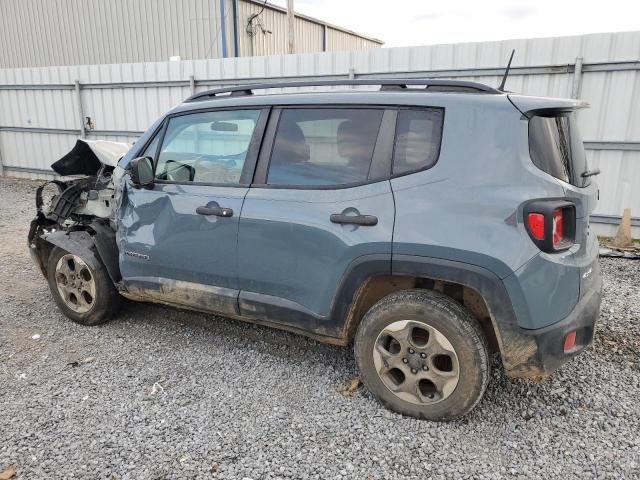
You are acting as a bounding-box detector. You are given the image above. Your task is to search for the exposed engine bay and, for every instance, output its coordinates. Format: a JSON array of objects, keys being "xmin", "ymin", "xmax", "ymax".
[
  {"xmin": 28, "ymin": 139, "xmax": 130, "ymax": 281},
  {"xmin": 35, "ymin": 139, "xmax": 129, "ymax": 224}
]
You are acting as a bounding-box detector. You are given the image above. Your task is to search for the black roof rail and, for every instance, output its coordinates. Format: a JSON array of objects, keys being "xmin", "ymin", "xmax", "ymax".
[{"xmin": 185, "ymin": 79, "xmax": 501, "ymax": 102}]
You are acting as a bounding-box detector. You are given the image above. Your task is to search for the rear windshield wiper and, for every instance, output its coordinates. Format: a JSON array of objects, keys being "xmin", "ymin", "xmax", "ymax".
[{"xmin": 581, "ymin": 168, "xmax": 601, "ymax": 178}]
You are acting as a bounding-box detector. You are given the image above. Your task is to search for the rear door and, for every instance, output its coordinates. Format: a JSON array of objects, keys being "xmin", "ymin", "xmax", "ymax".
[
  {"xmin": 118, "ymin": 108, "xmax": 268, "ymax": 315},
  {"xmin": 236, "ymin": 106, "xmax": 396, "ymax": 335}
]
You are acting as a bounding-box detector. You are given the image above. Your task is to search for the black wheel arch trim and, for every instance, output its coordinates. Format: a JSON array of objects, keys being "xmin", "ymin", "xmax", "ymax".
[
  {"xmin": 40, "ymin": 230, "xmax": 101, "ymax": 269},
  {"xmin": 329, "ymin": 253, "xmax": 543, "ymax": 377},
  {"xmin": 329, "ymin": 253, "xmax": 520, "ymax": 342},
  {"xmin": 29, "ymin": 222, "xmax": 121, "ymax": 284},
  {"xmin": 329, "ymin": 253, "xmax": 392, "ymax": 336},
  {"xmin": 391, "ymin": 254, "xmax": 516, "ymax": 335},
  {"xmin": 390, "ymin": 254, "xmax": 547, "ymax": 378}
]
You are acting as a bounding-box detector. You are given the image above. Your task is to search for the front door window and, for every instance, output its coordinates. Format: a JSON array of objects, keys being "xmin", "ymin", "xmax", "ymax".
[{"xmin": 155, "ymin": 109, "xmax": 262, "ymax": 184}]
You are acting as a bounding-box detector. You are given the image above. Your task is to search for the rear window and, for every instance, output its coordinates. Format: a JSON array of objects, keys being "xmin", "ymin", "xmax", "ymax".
[{"xmin": 528, "ymin": 113, "xmax": 589, "ymax": 187}]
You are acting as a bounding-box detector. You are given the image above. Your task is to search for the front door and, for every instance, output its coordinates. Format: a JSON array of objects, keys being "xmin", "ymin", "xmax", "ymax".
[
  {"xmin": 118, "ymin": 108, "xmax": 268, "ymax": 315},
  {"xmin": 237, "ymin": 107, "xmax": 396, "ymax": 336}
]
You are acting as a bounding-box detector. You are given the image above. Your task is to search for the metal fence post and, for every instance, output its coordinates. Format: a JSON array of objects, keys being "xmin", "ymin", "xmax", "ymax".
[
  {"xmin": 75, "ymin": 80, "xmax": 86, "ymax": 138},
  {"xmin": 322, "ymin": 24, "xmax": 327, "ymax": 52},
  {"xmin": 287, "ymin": 0, "xmax": 295, "ymax": 54},
  {"xmin": 572, "ymin": 57, "xmax": 584, "ymax": 99},
  {"xmin": 189, "ymin": 75, "xmax": 195, "ymax": 96},
  {"xmin": 0, "ymin": 134, "xmax": 5, "ymax": 177}
]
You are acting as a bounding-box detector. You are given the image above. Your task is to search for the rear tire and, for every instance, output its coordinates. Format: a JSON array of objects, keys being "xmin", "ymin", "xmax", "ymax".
[
  {"xmin": 354, "ymin": 289, "xmax": 489, "ymax": 421},
  {"xmin": 47, "ymin": 246, "xmax": 120, "ymax": 326}
]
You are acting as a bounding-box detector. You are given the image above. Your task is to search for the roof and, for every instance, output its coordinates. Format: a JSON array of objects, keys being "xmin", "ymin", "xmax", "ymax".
[
  {"xmin": 171, "ymin": 85, "xmax": 513, "ymax": 117},
  {"xmin": 246, "ymin": 0, "xmax": 384, "ymax": 45},
  {"xmin": 171, "ymin": 80, "xmax": 586, "ymax": 118}
]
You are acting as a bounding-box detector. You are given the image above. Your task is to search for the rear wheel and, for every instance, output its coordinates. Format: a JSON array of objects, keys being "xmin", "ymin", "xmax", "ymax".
[
  {"xmin": 47, "ymin": 247, "xmax": 120, "ymax": 325},
  {"xmin": 354, "ymin": 289, "xmax": 489, "ymax": 421}
]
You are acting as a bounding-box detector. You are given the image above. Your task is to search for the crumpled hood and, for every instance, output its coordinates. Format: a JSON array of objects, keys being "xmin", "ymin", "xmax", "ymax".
[{"xmin": 51, "ymin": 139, "xmax": 130, "ymax": 176}]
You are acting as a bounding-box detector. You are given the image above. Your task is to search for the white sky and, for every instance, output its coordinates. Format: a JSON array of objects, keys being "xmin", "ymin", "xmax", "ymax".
[{"xmin": 271, "ymin": 0, "xmax": 640, "ymax": 47}]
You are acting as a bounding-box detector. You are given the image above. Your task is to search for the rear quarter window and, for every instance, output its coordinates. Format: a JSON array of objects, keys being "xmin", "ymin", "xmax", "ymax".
[
  {"xmin": 392, "ymin": 108, "xmax": 444, "ymax": 176},
  {"xmin": 528, "ymin": 113, "xmax": 589, "ymax": 187}
]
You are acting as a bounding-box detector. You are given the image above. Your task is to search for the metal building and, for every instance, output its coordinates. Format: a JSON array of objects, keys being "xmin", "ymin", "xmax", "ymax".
[{"xmin": 0, "ymin": 0, "xmax": 383, "ymax": 68}]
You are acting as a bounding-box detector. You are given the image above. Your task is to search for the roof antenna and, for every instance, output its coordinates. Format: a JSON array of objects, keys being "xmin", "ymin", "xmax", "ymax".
[{"xmin": 498, "ymin": 49, "xmax": 515, "ymax": 91}]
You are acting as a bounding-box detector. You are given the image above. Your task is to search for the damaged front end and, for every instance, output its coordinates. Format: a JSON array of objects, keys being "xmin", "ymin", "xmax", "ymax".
[{"xmin": 28, "ymin": 139, "xmax": 130, "ymax": 282}]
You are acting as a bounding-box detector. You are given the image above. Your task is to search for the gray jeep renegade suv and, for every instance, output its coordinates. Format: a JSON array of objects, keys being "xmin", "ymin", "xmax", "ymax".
[{"xmin": 28, "ymin": 79, "xmax": 602, "ymax": 420}]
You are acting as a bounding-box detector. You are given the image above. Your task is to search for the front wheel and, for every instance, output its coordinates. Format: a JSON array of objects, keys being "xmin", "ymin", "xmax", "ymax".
[
  {"xmin": 47, "ymin": 246, "xmax": 120, "ymax": 326},
  {"xmin": 354, "ymin": 289, "xmax": 489, "ymax": 421}
]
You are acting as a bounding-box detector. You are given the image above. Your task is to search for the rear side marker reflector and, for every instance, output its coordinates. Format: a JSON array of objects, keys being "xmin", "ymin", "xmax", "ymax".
[{"xmin": 564, "ymin": 331, "xmax": 577, "ymax": 352}]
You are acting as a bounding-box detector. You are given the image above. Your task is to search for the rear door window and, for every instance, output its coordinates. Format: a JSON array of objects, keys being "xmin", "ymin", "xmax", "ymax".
[
  {"xmin": 266, "ymin": 108, "xmax": 384, "ymax": 187},
  {"xmin": 392, "ymin": 108, "xmax": 444, "ymax": 175},
  {"xmin": 528, "ymin": 113, "xmax": 589, "ymax": 187}
]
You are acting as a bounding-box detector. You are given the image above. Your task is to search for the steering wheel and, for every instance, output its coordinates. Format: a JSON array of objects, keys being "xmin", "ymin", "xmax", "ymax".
[
  {"xmin": 194, "ymin": 155, "xmax": 237, "ymax": 170},
  {"xmin": 193, "ymin": 155, "xmax": 239, "ymax": 183}
]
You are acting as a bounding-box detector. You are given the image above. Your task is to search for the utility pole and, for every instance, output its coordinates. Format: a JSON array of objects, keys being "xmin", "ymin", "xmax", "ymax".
[{"xmin": 287, "ymin": 0, "xmax": 295, "ymax": 54}]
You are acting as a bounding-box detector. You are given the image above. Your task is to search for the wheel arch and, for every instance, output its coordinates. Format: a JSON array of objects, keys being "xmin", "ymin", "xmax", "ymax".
[
  {"xmin": 335, "ymin": 254, "xmax": 533, "ymax": 373},
  {"xmin": 29, "ymin": 221, "xmax": 121, "ymax": 284}
]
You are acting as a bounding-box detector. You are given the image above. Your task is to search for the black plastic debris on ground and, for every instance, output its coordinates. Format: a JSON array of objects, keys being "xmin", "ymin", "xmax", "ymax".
[{"xmin": 599, "ymin": 247, "xmax": 640, "ymax": 259}]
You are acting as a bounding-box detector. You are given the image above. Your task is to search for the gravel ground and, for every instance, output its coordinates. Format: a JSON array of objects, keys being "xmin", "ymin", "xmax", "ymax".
[{"xmin": 1, "ymin": 176, "xmax": 639, "ymax": 479}]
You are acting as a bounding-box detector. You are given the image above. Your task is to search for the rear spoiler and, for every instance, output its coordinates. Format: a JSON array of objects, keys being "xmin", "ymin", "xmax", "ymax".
[{"xmin": 507, "ymin": 94, "xmax": 589, "ymax": 119}]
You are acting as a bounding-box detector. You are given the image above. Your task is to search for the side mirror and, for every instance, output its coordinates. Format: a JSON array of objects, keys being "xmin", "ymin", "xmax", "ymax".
[{"xmin": 129, "ymin": 156, "xmax": 154, "ymax": 188}]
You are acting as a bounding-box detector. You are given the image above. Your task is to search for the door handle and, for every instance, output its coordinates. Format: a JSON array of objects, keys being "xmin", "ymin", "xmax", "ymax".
[
  {"xmin": 196, "ymin": 206, "xmax": 234, "ymax": 217},
  {"xmin": 330, "ymin": 213, "xmax": 378, "ymax": 226}
]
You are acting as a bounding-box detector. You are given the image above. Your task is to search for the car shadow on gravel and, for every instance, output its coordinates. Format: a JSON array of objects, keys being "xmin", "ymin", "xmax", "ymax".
[
  {"xmin": 114, "ymin": 300, "xmax": 553, "ymax": 412},
  {"xmin": 113, "ymin": 298, "xmax": 354, "ymax": 364}
]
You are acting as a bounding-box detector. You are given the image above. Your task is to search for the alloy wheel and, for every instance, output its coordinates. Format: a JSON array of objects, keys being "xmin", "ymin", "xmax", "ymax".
[
  {"xmin": 373, "ymin": 320, "xmax": 460, "ymax": 405},
  {"xmin": 54, "ymin": 254, "xmax": 97, "ymax": 314}
]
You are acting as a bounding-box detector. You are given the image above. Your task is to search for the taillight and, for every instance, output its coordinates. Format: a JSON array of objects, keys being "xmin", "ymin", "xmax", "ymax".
[
  {"xmin": 527, "ymin": 213, "xmax": 545, "ymax": 240},
  {"xmin": 552, "ymin": 208, "xmax": 564, "ymax": 247},
  {"xmin": 524, "ymin": 200, "xmax": 576, "ymax": 253}
]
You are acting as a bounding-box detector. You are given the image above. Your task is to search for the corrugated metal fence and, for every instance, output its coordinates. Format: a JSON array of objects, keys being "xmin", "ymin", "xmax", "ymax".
[{"xmin": 1, "ymin": 31, "xmax": 639, "ymax": 236}]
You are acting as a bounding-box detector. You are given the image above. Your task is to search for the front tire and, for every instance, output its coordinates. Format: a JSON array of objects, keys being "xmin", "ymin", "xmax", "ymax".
[
  {"xmin": 354, "ymin": 289, "xmax": 489, "ymax": 421},
  {"xmin": 47, "ymin": 246, "xmax": 120, "ymax": 326}
]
